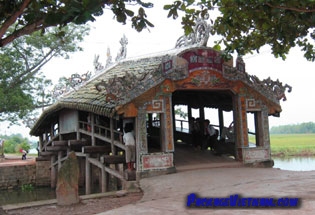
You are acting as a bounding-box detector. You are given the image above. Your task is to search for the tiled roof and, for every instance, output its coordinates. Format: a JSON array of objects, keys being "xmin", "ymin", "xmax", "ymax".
[
  {"xmin": 30, "ymin": 46, "xmax": 291, "ymax": 136},
  {"xmin": 30, "ymin": 50, "xmax": 176, "ymax": 135}
]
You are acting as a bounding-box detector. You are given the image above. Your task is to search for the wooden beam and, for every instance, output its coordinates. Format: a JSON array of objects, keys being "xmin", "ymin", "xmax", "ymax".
[
  {"xmin": 75, "ymin": 152, "xmax": 87, "ymax": 157},
  {"xmin": 69, "ymin": 140, "xmax": 91, "ymax": 151},
  {"xmin": 87, "ymin": 157, "xmax": 103, "ymax": 169},
  {"xmin": 88, "ymin": 158, "xmax": 125, "ymax": 184},
  {"xmin": 113, "ymin": 140, "xmax": 126, "ymax": 151},
  {"xmin": 35, "ymin": 156, "xmax": 50, "ymax": 161},
  {"xmin": 68, "ymin": 139, "xmax": 91, "ymax": 146},
  {"xmin": 50, "ymin": 156, "xmax": 68, "ymax": 168},
  {"xmin": 52, "ymin": 140, "xmax": 68, "ymax": 146},
  {"xmin": 46, "ymin": 146, "xmax": 68, "ymax": 151},
  {"xmin": 102, "ymin": 155, "xmax": 125, "ymax": 164},
  {"xmin": 39, "ymin": 151, "xmax": 57, "ymax": 156},
  {"xmin": 82, "ymin": 145, "xmax": 111, "ymax": 154},
  {"xmin": 104, "ymin": 166, "xmax": 125, "ymax": 182}
]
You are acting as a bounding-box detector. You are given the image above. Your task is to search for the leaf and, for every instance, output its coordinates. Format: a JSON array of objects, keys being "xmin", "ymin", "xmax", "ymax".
[
  {"xmin": 125, "ymin": 9, "xmax": 134, "ymax": 17},
  {"xmin": 213, "ymin": 44, "xmax": 221, "ymax": 51}
]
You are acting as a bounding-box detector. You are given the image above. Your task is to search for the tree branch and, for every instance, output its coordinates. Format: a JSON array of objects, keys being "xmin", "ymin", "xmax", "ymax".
[
  {"xmin": 0, "ymin": 19, "xmax": 49, "ymax": 47},
  {"xmin": 0, "ymin": 0, "xmax": 32, "ymax": 40},
  {"xmin": 265, "ymin": 3, "xmax": 315, "ymax": 13}
]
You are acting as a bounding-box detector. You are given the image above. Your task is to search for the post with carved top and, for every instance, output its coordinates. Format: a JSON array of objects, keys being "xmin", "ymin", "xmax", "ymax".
[
  {"xmin": 136, "ymin": 107, "xmax": 148, "ymax": 175},
  {"xmin": 163, "ymin": 95, "xmax": 174, "ymax": 152}
]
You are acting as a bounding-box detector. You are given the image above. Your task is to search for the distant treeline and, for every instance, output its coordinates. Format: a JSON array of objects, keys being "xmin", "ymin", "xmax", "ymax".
[{"xmin": 270, "ymin": 122, "xmax": 315, "ymax": 134}]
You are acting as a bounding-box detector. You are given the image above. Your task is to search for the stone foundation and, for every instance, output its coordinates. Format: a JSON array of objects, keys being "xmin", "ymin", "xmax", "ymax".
[
  {"xmin": 35, "ymin": 160, "xmax": 51, "ymax": 187},
  {"xmin": 0, "ymin": 164, "xmax": 36, "ymax": 190}
]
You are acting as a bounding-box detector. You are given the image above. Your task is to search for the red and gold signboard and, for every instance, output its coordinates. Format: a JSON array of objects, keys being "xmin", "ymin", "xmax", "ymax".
[{"xmin": 180, "ymin": 49, "xmax": 223, "ymax": 72}]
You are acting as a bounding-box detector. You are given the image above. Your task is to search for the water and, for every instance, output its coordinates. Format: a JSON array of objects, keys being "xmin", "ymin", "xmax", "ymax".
[
  {"xmin": 0, "ymin": 187, "xmax": 55, "ymax": 206},
  {"xmin": 273, "ymin": 156, "xmax": 315, "ymax": 171},
  {"xmin": 0, "ymin": 186, "xmax": 100, "ymax": 206}
]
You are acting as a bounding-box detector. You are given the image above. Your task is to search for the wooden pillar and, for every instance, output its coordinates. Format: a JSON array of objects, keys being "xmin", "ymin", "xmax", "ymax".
[
  {"xmin": 39, "ymin": 135, "xmax": 43, "ymax": 152},
  {"xmin": 148, "ymin": 113, "xmax": 153, "ymax": 128},
  {"xmin": 51, "ymin": 155, "xmax": 56, "ymax": 189},
  {"xmin": 91, "ymin": 113, "xmax": 95, "ymax": 146},
  {"xmin": 58, "ymin": 151, "xmax": 62, "ymax": 171},
  {"xmin": 255, "ymin": 112, "xmax": 264, "ymax": 147},
  {"xmin": 85, "ymin": 154, "xmax": 91, "ymax": 195},
  {"xmin": 188, "ymin": 105, "xmax": 192, "ymax": 119},
  {"xmin": 218, "ymin": 108, "xmax": 224, "ymax": 136},
  {"xmin": 234, "ymin": 95, "xmax": 247, "ymax": 161},
  {"xmin": 50, "ymin": 124, "xmax": 54, "ymax": 139},
  {"xmin": 76, "ymin": 112, "xmax": 81, "ymax": 140},
  {"xmin": 110, "ymin": 118, "xmax": 116, "ymax": 155},
  {"xmin": 45, "ymin": 131, "xmax": 49, "ymax": 147},
  {"xmin": 100, "ymin": 158, "xmax": 107, "ymax": 193},
  {"xmin": 200, "ymin": 107, "xmax": 205, "ymax": 121}
]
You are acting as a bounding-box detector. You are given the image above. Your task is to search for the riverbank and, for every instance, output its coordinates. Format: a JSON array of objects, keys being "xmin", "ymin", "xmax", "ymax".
[
  {"xmin": 272, "ymin": 151, "xmax": 315, "ymax": 157},
  {"xmin": 270, "ymin": 133, "xmax": 315, "ymax": 157}
]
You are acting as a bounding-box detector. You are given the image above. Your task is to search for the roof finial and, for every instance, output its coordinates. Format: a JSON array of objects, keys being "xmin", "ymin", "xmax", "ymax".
[
  {"xmin": 175, "ymin": 14, "xmax": 211, "ymax": 48},
  {"xmin": 116, "ymin": 34, "xmax": 128, "ymax": 61}
]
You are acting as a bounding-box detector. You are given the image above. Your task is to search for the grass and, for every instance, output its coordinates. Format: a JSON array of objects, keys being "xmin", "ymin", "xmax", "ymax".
[{"xmin": 269, "ymin": 134, "xmax": 315, "ymax": 156}]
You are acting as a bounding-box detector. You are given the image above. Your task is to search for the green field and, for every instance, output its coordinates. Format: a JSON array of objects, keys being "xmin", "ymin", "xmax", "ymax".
[{"xmin": 269, "ymin": 134, "xmax": 315, "ymax": 156}]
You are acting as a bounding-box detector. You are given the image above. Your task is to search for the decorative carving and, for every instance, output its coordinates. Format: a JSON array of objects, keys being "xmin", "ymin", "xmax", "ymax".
[
  {"xmin": 263, "ymin": 78, "xmax": 292, "ymax": 101},
  {"xmin": 52, "ymin": 71, "xmax": 92, "ymax": 99},
  {"xmin": 52, "ymin": 82, "xmax": 69, "ymax": 98},
  {"xmin": 95, "ymin": 70, "xmax": 149, "ymax": 104},
  {"xmin": 116, "ymin": 34, "xmax": 128, "ymax": 61},
  {"xmin": 105, "ymin": 47, "xmax": 113, "ymax": 68},
  {"xmin": 192, "ymin": 73, "xmax": 220, "ymax": 87},
  {"xmin": 164, "ymin": 96, "xmax": 174, "ymax": 152},
  {"xmin": 68, "ymin": 72, "xmax": 92, "ymax": 88},
  {"xmin": 223, "ymin": 65, "xmax": 292, "ymax": 104},
  {"xmin": 246, "ymin": 99, "xmax": 261, "ymax": 110},
  {"xmin": 138, "ymin": 107, "xmax": 148, "ymax": 153},
  {"xmin": 93, "ymin": 54, "xmax": 104, "ymax": 72},
  {"xmin": 236, "ymin": 56, "xmax": 245, "ymax": 73},
  {"xmin": 152, "ymin": 99, "xmax": 163, "ymax": 110},
  {"xmin": 246, "ymin": 99, "xmax": 256, "ymax": 108},
  {"xmin": 175, "ymin": 15, "xmax": 211, "ymax": 48}
]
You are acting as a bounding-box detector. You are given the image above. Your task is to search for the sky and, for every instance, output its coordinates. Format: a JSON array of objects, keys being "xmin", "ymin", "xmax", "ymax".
[{"xmin": 1, "ymin": 0, "xmax": 314, "ymax": 138}]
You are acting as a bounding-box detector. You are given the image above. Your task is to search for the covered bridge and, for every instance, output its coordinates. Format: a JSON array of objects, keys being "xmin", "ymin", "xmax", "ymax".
[{"xmin": 30, "ymin": 26, "xmax": 291, "ymax": 194}]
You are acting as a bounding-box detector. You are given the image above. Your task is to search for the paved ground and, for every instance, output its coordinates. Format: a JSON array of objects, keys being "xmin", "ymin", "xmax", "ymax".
[
  {"xmin": 96, "ymin": 142, "xmax": 315, "ymax": 215},
  {"xmin": 97, "ymin": 167, "xmax": 315, "ymax": 215}
]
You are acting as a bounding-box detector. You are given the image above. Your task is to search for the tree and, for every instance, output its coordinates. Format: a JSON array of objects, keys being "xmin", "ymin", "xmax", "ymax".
[
  {"xmin": 0, "ymin": 24, "xmax": 90, "ymax": 124},
  {"xmin": 164, "ymin": 0, "xmax": 315, "ymax": 61},
  {"xmin": 2, "ymin": 1, "xmax": 314, "ymax": 61},
  {"xmin": 0, "ymin": 133, "xmax": 31, "ymax": 153},
  {"xmin": 0, "ymin": 0, "xmax": 154, "ymax": 47}
]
